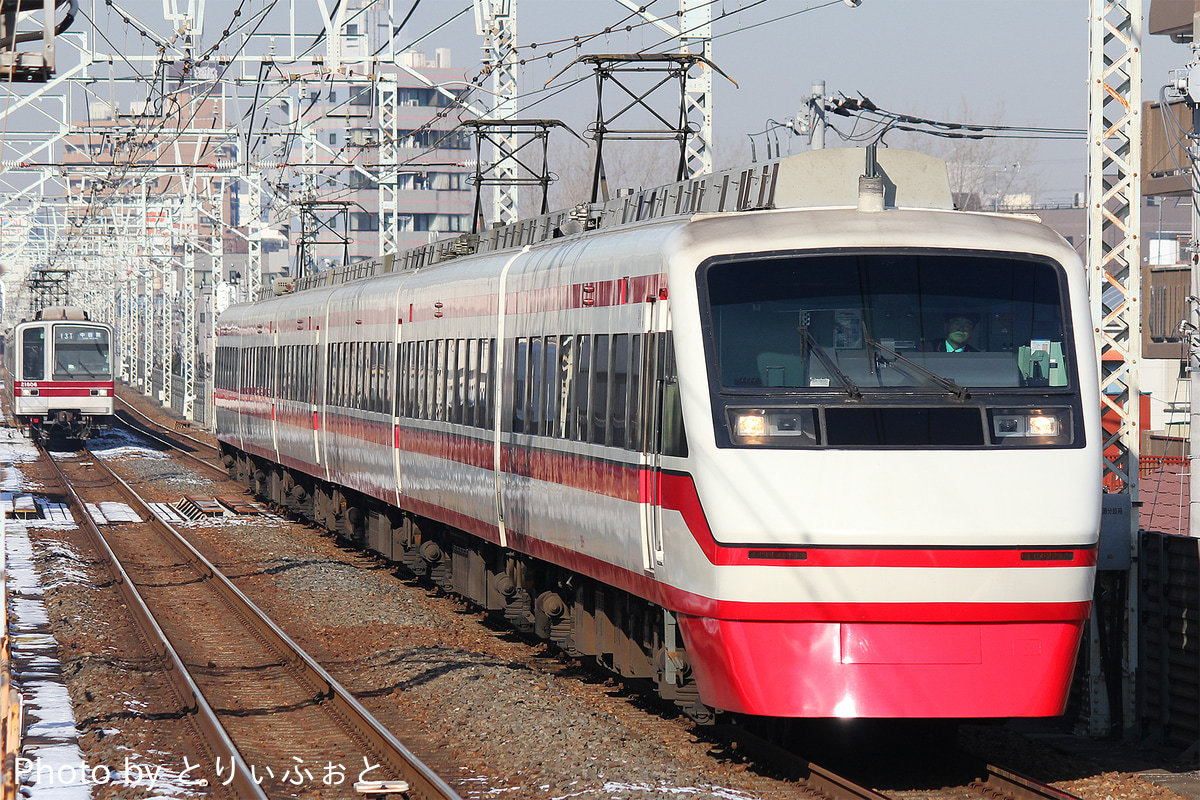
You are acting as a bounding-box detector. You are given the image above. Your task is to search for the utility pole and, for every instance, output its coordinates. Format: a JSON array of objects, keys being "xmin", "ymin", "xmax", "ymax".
[
  {"xmin": 617, "ymin": 0, "xmax": 715, "ymax": 176},
  {"xmin": 1086, "ymin": 0, "xmax": 1142, "ymax": 737},
  {"xmin": 475, "ymin": 0, "xmax": 520, "ymax": 226},
  {"xmin": 807, "ymin": 80, "xmax": 827, "ymax": 150}
]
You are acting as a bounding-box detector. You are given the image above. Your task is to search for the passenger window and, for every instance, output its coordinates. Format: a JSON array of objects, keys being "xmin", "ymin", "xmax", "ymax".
[
  {"xmin": 572, "ymin": 335, "xmax": 591, "ymax": 441},
  {"xmin": 478, "ymin": 339, "xmax": 491, "ymax": 428},
  {"xmin": 455, "ymin": 339, "xmax": 467, "ymax": 424},
  {"xmin": 445, "ymin": 339, "xmax": 459, "ymax": 423},
  {"xmin": 610, "ymin": 334, "xmax": 629, "ymax": 447},
  {"xmin": 426, "ymin": 340, "xmax": 438, "ymax": 419},
  {"xmin": 416, "ymin": 341, "xmax": 428, "ymax": 418},
  {"xmin": 544, "ymin": 337, "xmax": 560, "ymax": 437},
  {"xmin": 368, "ymin": 342, "xmax": 379, "ymax": 412},
  {"xmin": 384, "ymin": 343, "xmax": 394, "ymax": 414},
  {"xmin": 512, "ymin": 338, "xmax": 528, "ymax": 433},
  {"xmin": 530, "ymin": 338, "xmax": 545, "ymax": 435},
  {"xmin": 466, "ymin": 339, "xmax": 479, "ymax": 426},
  {"xmin": 590, "ymin": 335, "xmax": 609, "ymax": 445},
  {"xmin": 629, "ymin": 334, "xmax": 643, "ymax": 451},
  {"xmin": 434, "ymin": 340, "xmax": 447, "ymax": 421},
  {"xmin": 660, "ymin": 333, "xmax": 687, "ymax": 457}
]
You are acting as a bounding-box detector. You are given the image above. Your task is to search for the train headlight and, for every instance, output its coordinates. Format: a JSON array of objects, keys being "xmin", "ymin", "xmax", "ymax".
[
  {"xmin": 1027, "ymin": 415, "xmax": 1059, "ymax": 437},
  {"xmin": 727, "ymin": 408, "xmax": 819, "ymax": 447},
  {"xmin": 989, "ymin": 408, "xmax": 1070, "ymax": 445},
  {"xmin": 735, "ymin": 413, "xmax": 768, "ymax": 438}
]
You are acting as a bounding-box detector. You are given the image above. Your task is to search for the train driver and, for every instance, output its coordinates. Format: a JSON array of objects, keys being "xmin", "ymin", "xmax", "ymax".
[{"xmin": 924, "ymin": 314, "xmax": 978, "ymax": 353}]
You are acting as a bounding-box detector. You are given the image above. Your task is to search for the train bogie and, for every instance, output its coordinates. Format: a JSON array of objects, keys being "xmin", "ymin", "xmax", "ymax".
[
  {"xmin": 215, "ymin": 148, "xmax": 1100, "ymax": 722},
  {"xmin": 8, "ymin": 306, "xmax": 114, "ymax": 441}
]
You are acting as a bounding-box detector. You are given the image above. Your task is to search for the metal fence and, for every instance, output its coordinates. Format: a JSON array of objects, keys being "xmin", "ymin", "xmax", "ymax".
[{"xmin": 1140, "ymin": 531, "xmax": 1200, "ymax": 748}]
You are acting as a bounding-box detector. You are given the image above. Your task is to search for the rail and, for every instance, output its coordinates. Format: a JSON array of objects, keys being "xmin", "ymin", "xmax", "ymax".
[
  {"xmin": 46, "ymin": 439, "xmax": 462, "ymax": 800},
  {"xmin": 42, "ymin": 445, "xmax": 269, "ymax": 799},
  {"xmin": 112, "ymin": 395, "xmax": 225, "ymax": 478},
  {"xmin": 972, "ymin": 764, "xmax": 1083, "ymax": 800}
]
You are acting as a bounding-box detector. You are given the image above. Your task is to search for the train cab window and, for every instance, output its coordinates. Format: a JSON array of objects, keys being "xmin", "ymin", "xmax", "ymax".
[
  {"xmin": 610, "ymin": 334, "xmax": 630, "ymax": 447},
  {"xmin": 51, "ymin": 325, "xmax": 110, "ymax": 380},
  {"xmin": 590, "ymin": 335, "xmax": 610, "ymax": 445},
  {"xmin": 703, "ymin": 251, "xmax": 1071, "ymax": 394},
  {"xmin": 22, "ymin": 328, "xmax": 45, "ymax": 381}
]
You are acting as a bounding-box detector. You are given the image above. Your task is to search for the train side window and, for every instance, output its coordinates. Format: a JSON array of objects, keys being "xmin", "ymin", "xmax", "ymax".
[
  {"xmin": 434, "ymin": 340, "xmax": 447, "ymax": 421},
  {"xmin": 543, "ymin": 337, "xmax": 560, "ymax": 437},
  {"xmin": 384, "ymin": 342, "xmax": 394, "ymax": 415},
  {"xmin": 572, "ymin": 335, "xmax": 591, "ymax": 441},
  {"xmin": 530, "ymin": 337, "xmax": 545, "ymax": 435},
  {"xmin": 416, "ymin": 341, "xmax": 427, "ymax": 418},
  {"xmin": 424, "ymin": 340, "xmax": 436, "ymax": 419},
  {"xmin": 660, "ymin": 332, "xmax": 688, "ymax": 457},
  {"xmin": 406, "ymin": 342, "xmax": 416, "ymax": 417},
  {"xmin": 610, "ymin": 334, "xmax": 629, "ymax": 448},
  {"xmin": 455, "ymin": 339, "xmax": 467, "ymax": 425},
  {"xmin": 466, "ymin": 339, "xmax": 479, "ymax": 426},
  {"xmin": 363, "ymin": 342, "xmax": 371, "ymax": 410},
  {"xmin": 590, "ymin": 335, "xmax": 610, "ymax": 445},
  {"xmin": 351, "ymin": 342, "xmax": 358, "ymax": 407},
  {"xmin": 445, "ymin": 339, "xmax": 459, "ymax": 423},
  {"xmin": 328, "ymin": 344, "xmax": 337, "ymax": 406},
  {"xmin": 286, "ymin": 346, "xmax": 293, "ymax": 400},
  {"xmin": 338, "ymin": 344, "xmax": 346, "ymax": 407},
  {"xmin": 364, "ymin": 342, "xmax": 372, "ymax": 410},
  {"xmin": 479, "ymin": 339, "xmax": 494, "ymax": 429},
  {"xmin": 333, "ymin": 343, "xmax": 343, "ymax": 407},
  {"xmin": 512, "ymin": 338, "xmax": 528, "ymax": 434},
  {"xmin": 629, "ymin": 334, "xmax": 643, "ymax": 451},
  {"xmin": 373, "ymin": 341, "xmax": 384, "ymax": 413},
  {"xmin": 396, "ymin": 343, "xmax": 407, "ymax": 417}
]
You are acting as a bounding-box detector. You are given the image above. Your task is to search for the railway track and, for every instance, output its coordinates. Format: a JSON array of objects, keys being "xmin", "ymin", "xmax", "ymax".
[
  {"xmin": 112, "ymin": 394, "xmax": 225, "ymax": 475},
  {"xmin": 42, "ymin": 440, "xmax": 461, "ymax": 800},
  {"xmin": 968, "ymin": 763, "xmax": 1085, "ymax": 800}
]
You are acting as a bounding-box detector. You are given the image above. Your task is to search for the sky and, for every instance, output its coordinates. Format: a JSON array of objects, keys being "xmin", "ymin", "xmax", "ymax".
[
  {"xmin": 48, "ymin": 0, "xmax": 1196, "ymax": 204},
  {"xmin": 371, "ymin": 0, "xmax": 1186, "ymax": 203}
]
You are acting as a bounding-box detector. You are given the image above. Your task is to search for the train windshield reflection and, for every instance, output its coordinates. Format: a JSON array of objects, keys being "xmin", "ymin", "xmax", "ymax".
[
  {"xmin": 52, "ymin": 324, "xmax": 111, "ymax": 379},
  {"xmin": 703, "ymin": 251, "xmax": 1072, "ymax": 392}
]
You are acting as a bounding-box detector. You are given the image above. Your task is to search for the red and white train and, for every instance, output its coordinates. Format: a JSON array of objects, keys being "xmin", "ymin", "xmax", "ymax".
[
  {"xmin": 215, "ymin": 148, "xmax": 1100, "ymax": 721},
  {"xmin": 7, "ymin": 306, "xmax": 114, "ymax": 441}
]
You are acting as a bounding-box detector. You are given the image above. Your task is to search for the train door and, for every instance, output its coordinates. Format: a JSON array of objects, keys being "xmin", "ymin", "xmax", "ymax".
[
  {"xmin": 391, "ymin": 284, "xmax": 404, "ymax": 507},
  {"xmin": 640, "ymin": 300, "xmax": 670, "ymax": 573},
  {"xmin": 317, "ymin": 299, "xmax": 332, "ymax": 482},
  {"xmin": 270, "ymin": 327, "xmax": 280, "ymax": 461},
  {"xmin": 493, "ymin": 247, "xmax": 529, "ymax": 549}
]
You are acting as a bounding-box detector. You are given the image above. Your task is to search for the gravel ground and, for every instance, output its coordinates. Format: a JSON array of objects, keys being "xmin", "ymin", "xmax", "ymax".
[{"xmin": 8, "ymin": 389, "xmax": 1200, "ymax": 800}]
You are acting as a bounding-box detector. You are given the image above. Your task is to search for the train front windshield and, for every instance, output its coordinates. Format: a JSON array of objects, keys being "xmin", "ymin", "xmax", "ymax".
[
  {"xmin": 53, "ymin": 325, "xmax": 111, "ymax": 379},
  {"xmin": 703, "ymin": 250, "xmax": 1073, "ymax": 393}
]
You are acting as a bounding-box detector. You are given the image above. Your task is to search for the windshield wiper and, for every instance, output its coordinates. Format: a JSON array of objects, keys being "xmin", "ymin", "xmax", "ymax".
[
  {"xmin": 800, "ymin": 327, "xmax": 861, "ymax": 400},
  {"xmin": 865, "ymin": 336, "xmax": 971, "ymax": 401}
]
